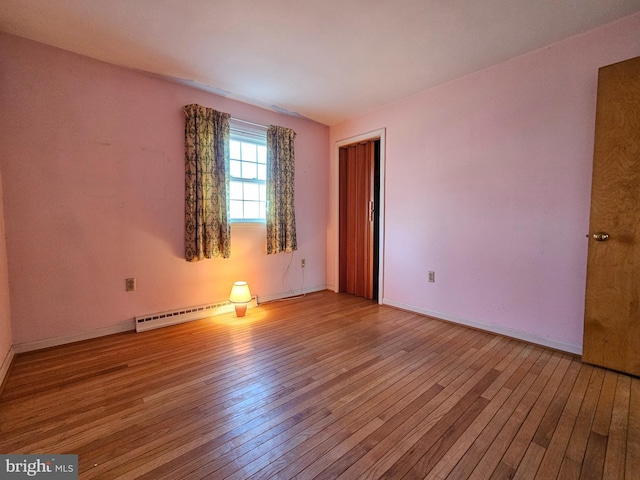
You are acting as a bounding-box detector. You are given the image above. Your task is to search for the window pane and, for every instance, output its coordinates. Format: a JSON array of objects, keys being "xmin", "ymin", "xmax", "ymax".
[
  {"xmin": 230, "ymin": 160, "xmax": 242, "ymax": 178},
  {"xmin": 230, "ymin": 200, "xmax": 244, "ymax": 219},
  {"xmin": 228, "ymin": 138, "xmax": 267, "ymax": 222},
  {"xmin": 241, "ymin": 143, "xmax": 257, "ymax": 161},
  {"xmin": 257, "ymin": 164, "xmax": 266, "ymax": 181},
  {"xmin": 244, "ymin": 183, "xmax": 259, "ymax": 201},
  {"xmin": 258, "ymin": 146, "xmax": 267, "ymax": 163},
  {"xmin": 245, "ymin": 201, "xmax": 259, "ymax": 219},
  {"xmin": 230, "ymin": 181, "xmax": 243, "ymax": 200},
  {"xmin": 230, "ymin": 140, "xmax": 241, "ymax": 159},
  {"xmin": 241, "ymin": 162, "xmax": 257, "ymax": 179}
]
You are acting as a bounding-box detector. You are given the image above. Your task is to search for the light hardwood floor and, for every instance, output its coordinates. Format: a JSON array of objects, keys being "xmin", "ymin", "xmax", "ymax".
[{"xmin": 1, "ymin": 291, "xmax": 638, "ymax": 479}]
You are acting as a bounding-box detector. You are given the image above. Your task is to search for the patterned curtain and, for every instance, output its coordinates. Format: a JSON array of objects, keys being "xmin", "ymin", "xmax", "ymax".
[
  {"xmin": 184, "ymin": 104, "xmax": 231, "ymax": 261},
  {"xmin": 266, "ymin": 125, "xmax": 297, "ymax": 254}
]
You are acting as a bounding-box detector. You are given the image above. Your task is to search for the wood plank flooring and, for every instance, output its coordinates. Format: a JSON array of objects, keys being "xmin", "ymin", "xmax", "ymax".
[{"xmin": 1, "ymin": 291, "xmax": 638, "ymax": 479}]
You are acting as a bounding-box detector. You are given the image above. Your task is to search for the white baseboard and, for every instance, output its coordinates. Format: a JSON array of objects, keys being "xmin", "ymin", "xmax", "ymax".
[
  {"xmin": 1, "ymin": 345, "xmax": 15, "ymax": 387},
  {"xmin": 382, "ymin": 298, "xmax": 582, "ymax": 355},
  {"xmin": 13, "ymin": 322, "xmax": 134, "ymax": 354},
  {"xmin": 11, "ymin": 286, "xmax": 329, "ymax": 354},
  {"xmin": 135, "ymin": 297, "xmax": 259, "ymax": 333},
  {"xmin": 257, "ymin": 285, "xmax": 328, "ymax": 304}
]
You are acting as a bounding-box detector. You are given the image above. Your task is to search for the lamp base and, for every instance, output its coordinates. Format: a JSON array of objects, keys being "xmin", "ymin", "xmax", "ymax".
[{"xmin": 234, "ymin": 303, "xmax": 247, "ymax": 317}]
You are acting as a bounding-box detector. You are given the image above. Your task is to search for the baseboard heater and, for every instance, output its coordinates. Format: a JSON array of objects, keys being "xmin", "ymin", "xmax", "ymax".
[{"xmin": 135, "ymin": 297, "xmax": 258, "ymax": 333}]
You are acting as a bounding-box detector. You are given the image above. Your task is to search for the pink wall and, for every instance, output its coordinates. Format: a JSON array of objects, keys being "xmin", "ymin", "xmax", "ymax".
[
  {"xmin": 0, "ymin": 34, "xmax": 329, "ymax": 346},
  {"xmin": 329, "ymin": 13, "xmax": 640, "ymax": 353},
  {"xmin": 0, "ymin": 167, "xmax": 13, "ymax": 370}
]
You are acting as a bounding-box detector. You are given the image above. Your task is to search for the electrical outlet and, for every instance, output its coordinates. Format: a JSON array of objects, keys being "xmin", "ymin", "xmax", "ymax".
[
  {"xmin": 125, "ymin": 277, "xmax": 136, "ymax": 292},
  {"xmin": 301, "ymin": 258, "xmax": 306, "ymax": 268},
  {"xmin": 428, "ymin": 271, "xmax": 435, "ymax": 283}
]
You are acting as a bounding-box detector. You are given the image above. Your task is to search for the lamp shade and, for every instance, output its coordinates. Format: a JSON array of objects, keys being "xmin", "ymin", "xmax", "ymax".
[{"xmin": 229, "ymin": 281, "xmax": 251, "ymax": 303}]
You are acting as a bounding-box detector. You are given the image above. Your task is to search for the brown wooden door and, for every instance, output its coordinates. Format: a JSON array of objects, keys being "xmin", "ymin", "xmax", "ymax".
[
  {"xmin": 583, "ymin": 55, "xmax": 640, "ymax": 376},
  {"xmin": 339, "ymin": 140, "xmax": 376, "ymax": 299}
]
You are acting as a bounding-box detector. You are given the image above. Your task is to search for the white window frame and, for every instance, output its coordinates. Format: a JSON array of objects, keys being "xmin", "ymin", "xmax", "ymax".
[{"xmin": 229, "ymin": 119, "xmax": 268, "ymax": 223}]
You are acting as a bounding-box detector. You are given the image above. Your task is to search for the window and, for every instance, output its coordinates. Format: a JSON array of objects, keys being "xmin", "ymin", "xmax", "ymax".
[{"xmin": 229, "ymin": 121, "xmax": 267, "ymax": 222}]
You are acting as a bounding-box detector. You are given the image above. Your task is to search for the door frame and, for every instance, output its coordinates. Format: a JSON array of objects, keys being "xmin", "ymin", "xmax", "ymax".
[{"xmin": 333, "ymin": 128, "xmax": 386, "ymax": 304}]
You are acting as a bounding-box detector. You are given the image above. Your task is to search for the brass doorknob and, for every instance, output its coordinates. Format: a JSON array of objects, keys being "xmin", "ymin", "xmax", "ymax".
[{"xmin": 592, "ymin": 232, "xmax": 609, "ymax": 241}]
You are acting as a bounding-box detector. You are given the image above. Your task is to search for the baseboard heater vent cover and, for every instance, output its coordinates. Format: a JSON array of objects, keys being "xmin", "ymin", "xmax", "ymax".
[{"xmin": 135, "ymin": 297, "xmax": 258, "ymax": 332}]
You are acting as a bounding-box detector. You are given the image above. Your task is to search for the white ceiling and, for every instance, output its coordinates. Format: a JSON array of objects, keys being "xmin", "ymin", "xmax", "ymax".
[{"xmin": 2, "ymin": 0, "xmax": 640, "ymax": 125}]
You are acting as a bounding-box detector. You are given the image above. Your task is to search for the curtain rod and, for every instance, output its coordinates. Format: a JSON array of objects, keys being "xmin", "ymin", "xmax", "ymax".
[{"xmin": 230, "ymin": 117, "xmax": 268, "ymax": 129}]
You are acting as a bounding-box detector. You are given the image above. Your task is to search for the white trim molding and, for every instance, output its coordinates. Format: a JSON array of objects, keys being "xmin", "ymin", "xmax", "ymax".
[
  {"xmin": 1, "ymin": 345, "xmax": 15, "ymax": 388},
  {"xmin": 12, "ymin": 286, "xmax": 329, "ymax": 353},
  {"xmin": 334, "ymin": 128, "xmax": 386, "ymax": 304},
  {"xmin": 383, "ymin": 298, "xmax": 582, "ymax": 355},
  {"xmin": 257, "ymin": 285, "xmax": 328, "ymax": 304},
  {"xmin": 13, "ymin": 322, "xmax": 134, "ymax": 354}
]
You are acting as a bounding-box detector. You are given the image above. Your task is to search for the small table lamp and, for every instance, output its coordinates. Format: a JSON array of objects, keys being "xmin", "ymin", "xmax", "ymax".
[{"xmin": 229, "ymin": 281, "xmax": 251, "ymax": 317}]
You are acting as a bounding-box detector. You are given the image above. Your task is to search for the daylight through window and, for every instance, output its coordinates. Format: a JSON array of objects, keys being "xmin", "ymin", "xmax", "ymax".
[{"xmin": 229, "ymin": 122, "xmax": 267, "ymax": 222}]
